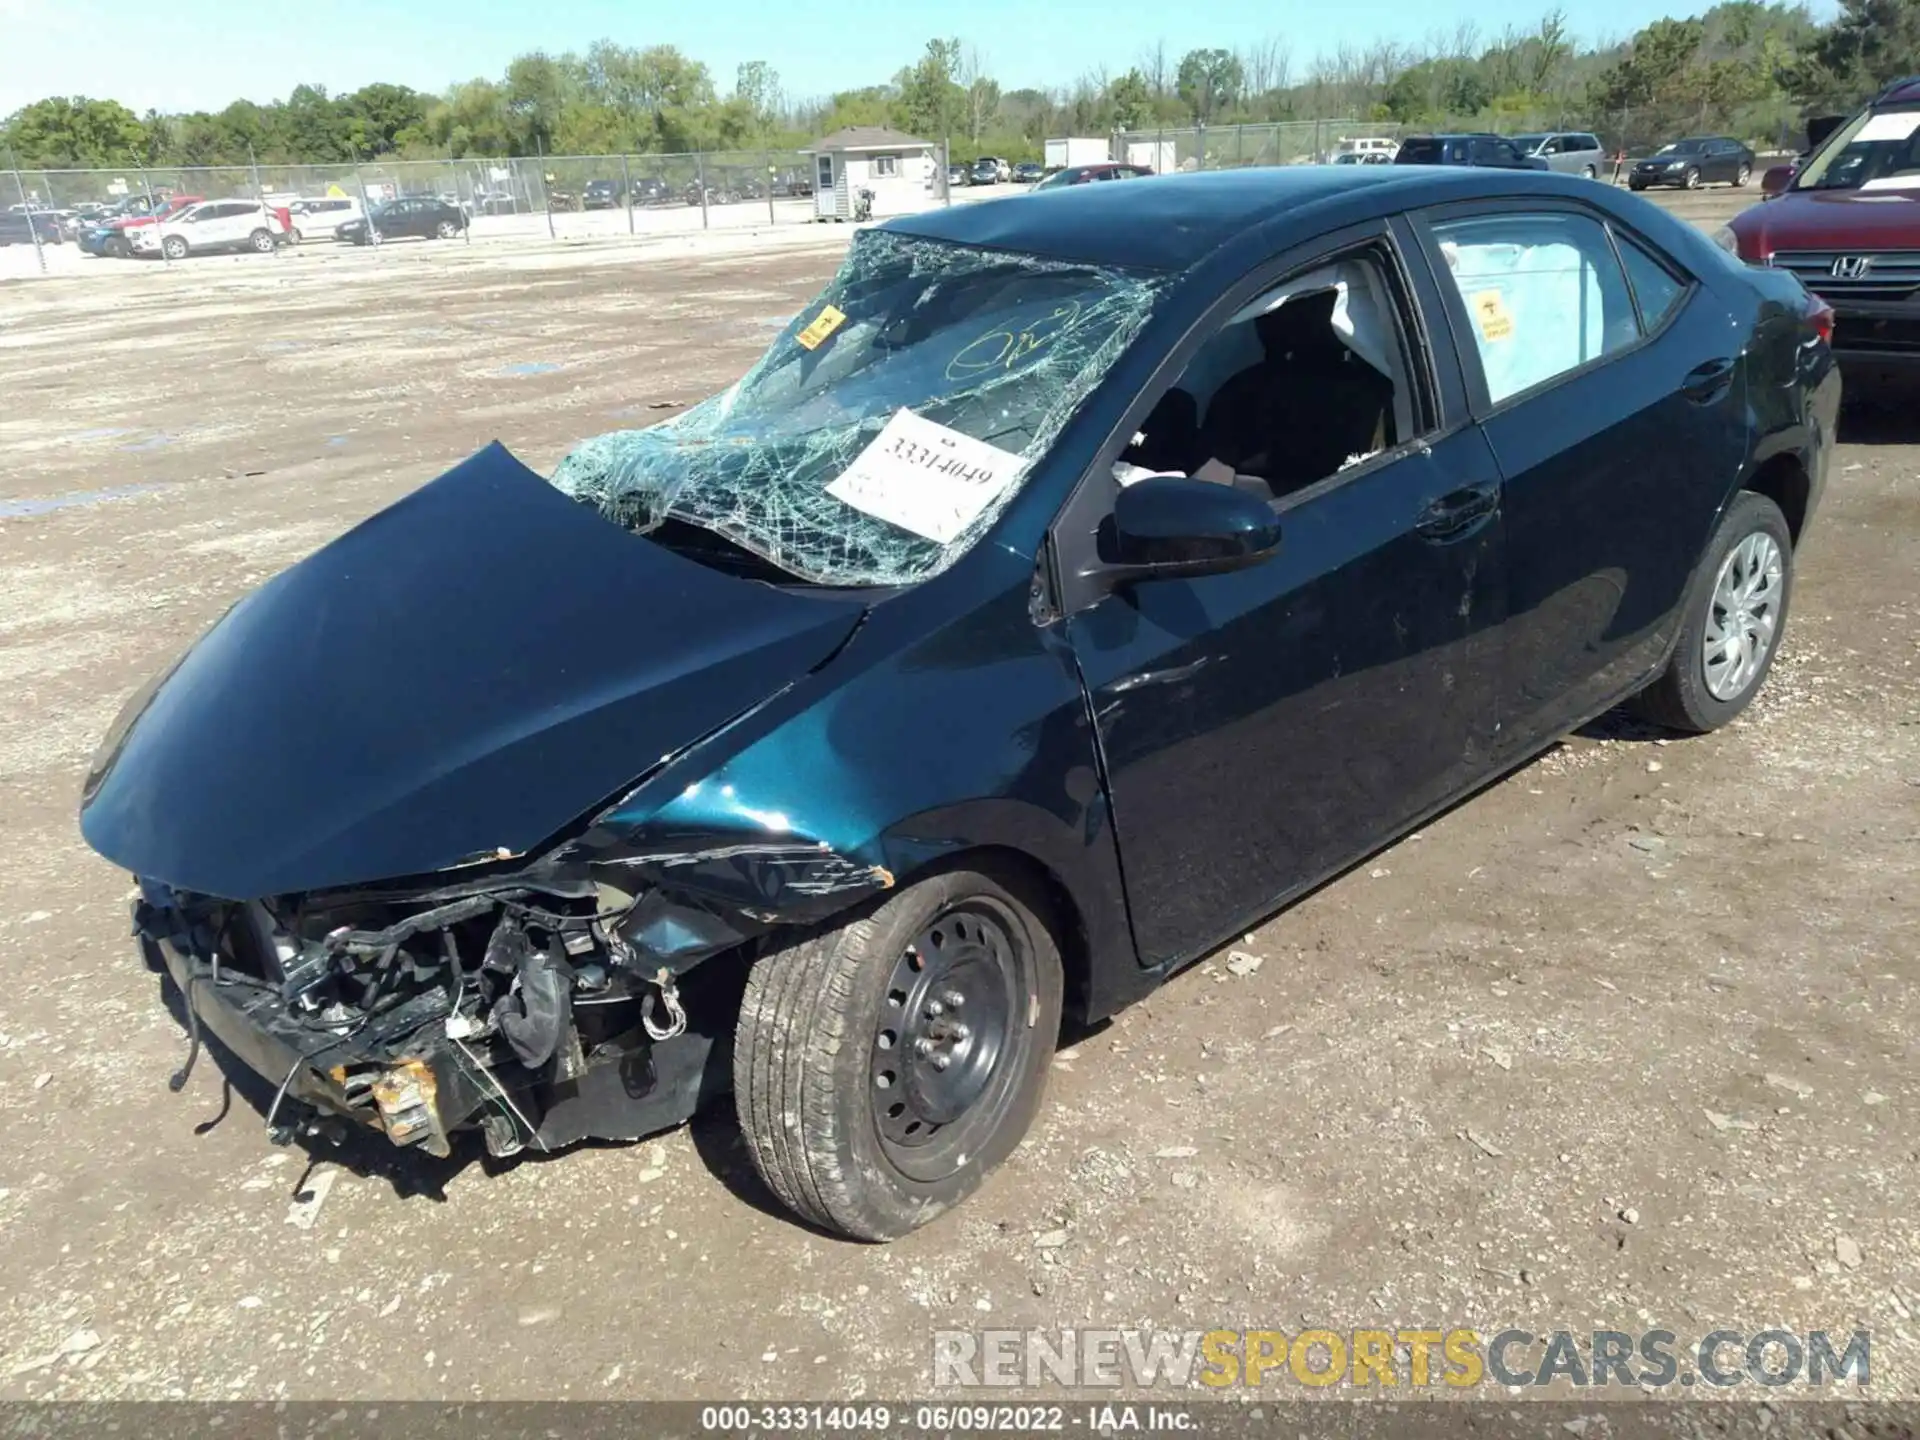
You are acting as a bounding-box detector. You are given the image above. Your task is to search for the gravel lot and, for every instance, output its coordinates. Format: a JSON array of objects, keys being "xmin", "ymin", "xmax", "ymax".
[{"xmin": 0, "ymin": 184, "xmax": 1915, "ymax": 1404}]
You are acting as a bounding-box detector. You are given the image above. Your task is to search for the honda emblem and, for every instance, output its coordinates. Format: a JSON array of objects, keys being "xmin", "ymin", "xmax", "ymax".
[{"xmin": 1831, "ymin": 255, "xmax": 1874, "ymax": 279}]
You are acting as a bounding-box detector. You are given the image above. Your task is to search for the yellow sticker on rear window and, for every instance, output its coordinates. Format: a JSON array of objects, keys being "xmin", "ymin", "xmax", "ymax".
[
  {"xmin": 796, "ymin": 304, "xmax": 847, "ymax": 351},
  {"xmin": 1470, "ymin": 289, "xmax": 1514, "ymax": 343}
]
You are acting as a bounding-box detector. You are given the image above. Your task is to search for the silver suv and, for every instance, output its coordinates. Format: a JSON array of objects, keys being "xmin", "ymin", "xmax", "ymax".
[{"xmin": 1511, "ymin": 132, "xmax": 1607, "ymax": 177}]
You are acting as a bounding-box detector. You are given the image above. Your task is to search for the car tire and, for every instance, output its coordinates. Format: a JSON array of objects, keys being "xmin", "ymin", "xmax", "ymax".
[
  {"xmin": 1583, "ymin": 164, "xmax": 1597, "ymax": 179},
  {"xmin": 735, "ymin": 862, "xmax": 1064, "ymax": 1241},
  {"xmin": 1683, "ymin": 167, "xmax": 1701, "ymax": 189},
  {"xmin": 435, "ymin": 219, "xmax": 459, "ymax": 239},
  {"xmin": 248, "ymin": 228, "xmax": 274, "ymax": 253},
  {"xmin": 288, "ymin": 227, "xmax": 304, "ymax": 244},
  {"xmin": 1734, "ymin": 163, "xmax": 1752, "ymax": 187},
  {"xmin": 1630, "ymin": 491, "xmax": 1793, "ymax": 734},
  {"xmin": 161, "ymin": 236, "xmax": 189, "ymax": 260},
  {"xmin": 1628, "ymin": 180, "xmax": 1646, "ymax": 192}
]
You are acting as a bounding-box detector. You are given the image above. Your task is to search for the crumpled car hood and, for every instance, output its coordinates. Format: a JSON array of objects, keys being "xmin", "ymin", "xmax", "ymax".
[{"xmin": 80, "ymin": 442, "xmax": 867, "ymax": 900}]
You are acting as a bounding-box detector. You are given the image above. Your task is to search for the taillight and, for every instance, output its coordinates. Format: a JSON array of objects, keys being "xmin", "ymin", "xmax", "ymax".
[{"xmin": 1806, "ymin": 293, "xmax": 1835, "ymax": 345}]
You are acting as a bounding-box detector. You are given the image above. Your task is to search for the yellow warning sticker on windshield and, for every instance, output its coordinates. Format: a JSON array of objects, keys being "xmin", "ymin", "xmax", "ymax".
[
  {"xmin": 1470, "ymin": 289, "xmax": 1514, "ymax": 343},
  {"xmin": 796, "ymin": 304, "xmax": 847, "ymax": 350}
]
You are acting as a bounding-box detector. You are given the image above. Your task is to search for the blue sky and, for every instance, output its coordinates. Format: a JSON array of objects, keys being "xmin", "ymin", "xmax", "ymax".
[{"xmin": 2, "ymin": 0, "xmax": 1782, "ymax": 116}]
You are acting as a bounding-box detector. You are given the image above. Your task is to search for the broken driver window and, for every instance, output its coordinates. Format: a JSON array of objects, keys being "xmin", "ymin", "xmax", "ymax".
[
  {"xmin": 1116, "ymin": 251, "xmax": 1415, "ymax": 503},
  {"xmin": 552, "ymin": 231, "xmax": 1166, "ymax": 587}
]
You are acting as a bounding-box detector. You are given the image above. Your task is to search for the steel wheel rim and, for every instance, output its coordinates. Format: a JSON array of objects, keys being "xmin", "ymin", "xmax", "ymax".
[
  {"xmin": 870, "ymin": 899, "xmax": 1028, "ymax": 1174},
  {"xmin": 1703, "ymin": 531, "xmax": 1783, "ymax": 700}
]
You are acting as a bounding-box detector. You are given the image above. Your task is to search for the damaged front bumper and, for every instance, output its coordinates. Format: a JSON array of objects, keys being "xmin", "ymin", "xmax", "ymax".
[
  {"xmin": 135, "ymin": 880, "xmax": 738, "ymax": 1159},
  {"xmin": 131, "ymin": 827, "xmax": 895, "ymax": 1160}
]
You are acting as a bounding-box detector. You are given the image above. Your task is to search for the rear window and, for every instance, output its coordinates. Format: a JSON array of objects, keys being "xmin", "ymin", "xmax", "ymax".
[{"xmin": 1397, "ymin": 138, "xmax": 1446, "ymax": 163}]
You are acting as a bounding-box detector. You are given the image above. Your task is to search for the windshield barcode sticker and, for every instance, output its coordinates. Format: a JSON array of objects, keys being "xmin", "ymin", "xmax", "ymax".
[{"xmin": 826, "ymin": 409, "xmax": 1027, "ymax": 544}]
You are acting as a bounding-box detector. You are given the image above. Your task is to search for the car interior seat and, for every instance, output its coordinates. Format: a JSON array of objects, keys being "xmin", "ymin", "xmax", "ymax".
[{"xmin": 1196, "ymin": 290, "xmax": 1397, "ymax": 497}]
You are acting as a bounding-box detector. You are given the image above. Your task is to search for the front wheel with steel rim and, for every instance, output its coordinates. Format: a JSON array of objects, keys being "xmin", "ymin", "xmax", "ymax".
[
  {"xmin": 1630, "ymin": 491, "xmax": 1793, "ymax": 733},
  {"xmin": 735, "ymin": 864, "xmax": 1063, "ymax": 1240}
]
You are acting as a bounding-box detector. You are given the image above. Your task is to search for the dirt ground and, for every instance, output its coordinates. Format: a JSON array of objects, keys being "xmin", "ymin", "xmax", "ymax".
[{"xmin": 1, "ymin": 185, "xmax": 1916, "ymax": 1404}]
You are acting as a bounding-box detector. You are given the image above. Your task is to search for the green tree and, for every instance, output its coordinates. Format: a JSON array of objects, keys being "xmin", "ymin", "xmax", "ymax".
[
  {"xmin": 898, "ymin": 38, "xmax": 964, "ymax": 138},
  {"xmin": 1, "ymin": 96, "xmax": 148, "ymax": 167},
  {"xmin": 1175, "ymin": 48, "xmax": 1244, "ymax": 123},
  {"xmin": 1785, "ymin": 0, "xmax": 1920, "ymax": 109},
  {"xmin": 1106, "ymin": 70, "xmax": 1156, "ymax": 131}
]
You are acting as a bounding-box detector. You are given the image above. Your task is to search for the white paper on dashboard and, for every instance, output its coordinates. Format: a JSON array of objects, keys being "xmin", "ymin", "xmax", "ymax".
[
  {"xmin": 1857, "ymin": 112, "xmax": 1920, "ymax": 142},
  {"xmin": 826, "ymin": 409, "xmax": 1027, "ymax": 544}
]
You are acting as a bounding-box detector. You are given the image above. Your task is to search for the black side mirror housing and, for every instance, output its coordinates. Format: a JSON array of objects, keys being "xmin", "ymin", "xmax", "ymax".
[{"xmin": 1095, "ymin": 476, "xmax": 1282, "ymax": 583}]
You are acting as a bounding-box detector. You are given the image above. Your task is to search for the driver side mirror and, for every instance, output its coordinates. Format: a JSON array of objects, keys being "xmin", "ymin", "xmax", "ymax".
[
  {"xmin": 1095, "ymin": 476, "xmax": 1282, "ymax": 584},
  {"xmin": 1761, "ymin": 164, "xmax": 1795, "ymax": 197}
]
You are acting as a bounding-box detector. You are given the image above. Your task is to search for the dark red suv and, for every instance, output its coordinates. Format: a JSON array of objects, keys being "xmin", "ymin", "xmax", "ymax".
[{"xmin": 1724, "ymin": 75, "xmax": 1920, "ymax": 377}]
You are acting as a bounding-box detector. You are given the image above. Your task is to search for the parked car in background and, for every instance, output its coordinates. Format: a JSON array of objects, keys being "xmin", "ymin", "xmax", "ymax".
[
  {"xmin": 1032, "ymin": 162, "xmax": 1154, "ymax": 189},
  {"xmin": 287, "ymin": 198, "xmax": 363, "ymax": 243},
  {"xmin": 947, "ymin": 162, "xmax": 967, "ymax": 188},
  {"xmin": 1724, "ymin": 74, "xmax": 1920, "ymax": 380},
  {"xmin": 968, "ymin": 157, "xmax": 1002, "ymax": 186},
  {"xmin": 1392, "ymin": 134, "xmax": 1550, "ymax": 170},
  {"xmin": 628, "ymin": 177, "xmax": 673, "ymax": 205},
  {"xmin": 584, "ymin": 179, "xmax": 623, "ymax": 210},
  {"xmin": 1512, "ymin": 131, "xmax": 1607, "ymax": 177},
  {"xmin": 0, "ymin": 209, "xmax": 65, "ymax": 246},
  {"xmin": 131, "ymin": 199, "xmax": 289, "ymax": 260},
  {"xmin": 337, "ymin": 197, "xmax": 469, "ymax": 245},
  {"xmin": 1333, "ymin": 136, "xmax": 1400, "ymax": 162},
  {"xmin": 84, "ymin": 165, "xmax": 1837, "ymax": 1243},
  {"xmin": 1629, "ymin": 137, "xmax": 1755, "ymax": 190},
  {"xmin": 1012, "ymin": 161, "xmax": 1045, "ymax": 184},
  {"xmin": 82, "ymin": 195, "xmax": 201, "ymax": 257},
  {"xmin": 474, "ymin": 190, "xmax": 518, "ymax": 215}
]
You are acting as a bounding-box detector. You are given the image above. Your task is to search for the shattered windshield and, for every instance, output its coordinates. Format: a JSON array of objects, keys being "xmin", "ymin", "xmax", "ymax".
[
  {"xmin": 551, "ymin": 230, "xmax": 1163, "ymax": 586},
  {"xmin": 1793, "ymin": 107, "xmax": 1920, "ymax": 190}
]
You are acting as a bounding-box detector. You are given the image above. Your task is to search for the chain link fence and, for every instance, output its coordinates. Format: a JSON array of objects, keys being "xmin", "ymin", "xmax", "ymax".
[{"xmin": 5, "ymin": 113, "xmax": 1807, "ymax": 278}]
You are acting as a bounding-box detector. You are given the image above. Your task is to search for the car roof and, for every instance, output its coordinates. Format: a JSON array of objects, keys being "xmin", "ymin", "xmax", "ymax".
[{"xmin": 885, "ymin": 164, "xmax": 1575, "ymax": 270}]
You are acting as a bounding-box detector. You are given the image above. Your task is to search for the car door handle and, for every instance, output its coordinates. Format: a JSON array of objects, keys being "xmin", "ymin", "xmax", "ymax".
[
  {"xmin": 1414, "ymin": 483, "xmax": 1499, "ymax": 541},
  {"xmin": 1682, "ymin": 356, "xmax": 1736, "ymax": 402}
]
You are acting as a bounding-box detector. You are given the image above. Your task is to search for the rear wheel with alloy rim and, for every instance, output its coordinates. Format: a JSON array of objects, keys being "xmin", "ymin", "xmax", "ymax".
[
  {"xmin": 1735, "ymin": 162, "xmax": 1752, "ymax": 186},
  {"xmin": 435, "ymin": 219, "xmax": 459, "ymax": 238},
  {"xmin": 249, "ymin": 228, "xmax": 274, "ymax": 252},
  {"xmin": 1630, "ymin": 491, "xmax": 1792, "ymax": 733},
  {"xmin": 735, "ymin": 863, "xmax": 1063, "ymax": 1240}
]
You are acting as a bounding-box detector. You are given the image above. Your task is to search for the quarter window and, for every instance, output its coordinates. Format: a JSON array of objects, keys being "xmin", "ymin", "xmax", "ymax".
[
  {"xmin": 1613, "ymin": 231, "xmax": 1688, "ymax": 331},
  {"xmin": 1430, "ymin": 212, "xmax": 1640, "ymax": 405}
]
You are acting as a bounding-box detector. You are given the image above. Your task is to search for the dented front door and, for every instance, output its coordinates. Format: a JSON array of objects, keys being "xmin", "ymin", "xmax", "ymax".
[{"xmin": 1068, "ymin": 430, "xmax": 1507, "ymax": 970}]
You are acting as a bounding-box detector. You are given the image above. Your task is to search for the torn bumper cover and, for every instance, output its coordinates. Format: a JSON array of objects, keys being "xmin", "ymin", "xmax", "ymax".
[{"xmin": 136, "ymin": 842, "xmax": 892, "ymax": 1157}]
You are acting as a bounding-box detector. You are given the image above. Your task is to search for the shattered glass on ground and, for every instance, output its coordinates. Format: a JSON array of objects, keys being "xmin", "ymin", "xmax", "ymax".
[{"xmin": 551, "ymin": 230, "xmax": 1164, "ymax": 586}]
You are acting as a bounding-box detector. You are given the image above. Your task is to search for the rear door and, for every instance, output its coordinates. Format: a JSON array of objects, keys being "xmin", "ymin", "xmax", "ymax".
[
  {"xmin": 1412, "ymin": 200, "xmax": 1745, "ymax": 754},
  {"xmin": 198, "ymin": 202, "xmax": 248, "ymax": 248}
]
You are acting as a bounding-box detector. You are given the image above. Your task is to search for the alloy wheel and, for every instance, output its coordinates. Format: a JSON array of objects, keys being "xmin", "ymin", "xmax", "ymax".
[{"xmin": 1703, "ymin": 532, "xmax": 1783, "ymax": 701}]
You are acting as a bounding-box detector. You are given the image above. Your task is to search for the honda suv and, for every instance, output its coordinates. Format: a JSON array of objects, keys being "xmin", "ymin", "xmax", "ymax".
[{"xmin": 1723, "ymin": 74, "xmax": 1920, "ymax": 379}]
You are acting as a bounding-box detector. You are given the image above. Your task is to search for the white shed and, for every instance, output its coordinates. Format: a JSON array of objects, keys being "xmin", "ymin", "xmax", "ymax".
[{"xmin": 805, "ymin": 126, "xmax": 938, "ymax": 221}]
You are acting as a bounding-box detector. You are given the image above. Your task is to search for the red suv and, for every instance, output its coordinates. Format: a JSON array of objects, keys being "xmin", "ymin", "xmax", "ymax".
[{"xmin": 1723, "ymin": 75, "xmax": 1920, "ymax": 378}]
